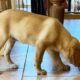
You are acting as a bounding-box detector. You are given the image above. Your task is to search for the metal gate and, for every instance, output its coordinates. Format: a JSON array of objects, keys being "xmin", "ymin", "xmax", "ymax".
[
  {"xmin": 16, "ymin": 0, "xmax": 31, "ymax": 11},
  {"xmin": 0, "ymin": 0, "xmax": 80, "ymax": 13},
  {"xmin": 0, "ymin": 0, "xmax": 31, "ymax": 12}
]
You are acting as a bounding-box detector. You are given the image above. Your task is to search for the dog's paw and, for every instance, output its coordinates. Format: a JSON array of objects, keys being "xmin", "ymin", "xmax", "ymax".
[
  {"xmin": 37, "ymin": 69, "xmax": 47, "ymax": 75},
  {"xmin": 53, "ymin": 65, "xmax": 70, "ymax": 72},
  {"xmin": 0, "ymin": 64, "xmax": 18, "ymax": 73},
  {"xmin": 8, "ymin": 64, "xmax": 18, "ymax": 70},
  {"xmin": 60, "ymin": 65, "xmax": 70, "ymax": 71}
]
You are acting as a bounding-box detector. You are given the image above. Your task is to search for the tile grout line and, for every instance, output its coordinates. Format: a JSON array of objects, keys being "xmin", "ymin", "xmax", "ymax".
[{"xmin": 21, "ymin": 45, "xmax": 29, "ymax": 80}]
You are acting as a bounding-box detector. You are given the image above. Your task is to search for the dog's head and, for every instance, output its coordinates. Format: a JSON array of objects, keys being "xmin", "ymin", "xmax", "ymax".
[{"xmin": 68, "ymin": 38, "xmax": 80, "ymax": 67}]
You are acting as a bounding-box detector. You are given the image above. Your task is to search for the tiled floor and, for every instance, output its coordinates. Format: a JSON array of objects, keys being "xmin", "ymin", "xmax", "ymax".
[
  {"xmin": 0, "ymin": 20, "xmax": 80, "ymax": 80},
  {"xmin": 0, "ymin": 42, "xmax": 28, "ymax": 80}
]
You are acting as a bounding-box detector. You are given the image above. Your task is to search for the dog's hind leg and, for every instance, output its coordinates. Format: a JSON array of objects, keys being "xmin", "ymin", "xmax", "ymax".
[
  {"xmin": 3, "ymin": 37, "xmax": 18, "ymax": 69},
  {"xmin": 47, "ymin": 48, "xmax": 70, "ymax": 72},
  {"xmin": 35, "ymin": 43, "xmax": 47, "ymax": 75}
]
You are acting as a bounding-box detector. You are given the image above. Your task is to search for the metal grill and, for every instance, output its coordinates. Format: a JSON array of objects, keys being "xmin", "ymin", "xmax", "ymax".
[
  {"xmin": 0, "ymin": 0, "xmax": 31, "ymax": 12},
  {"xmin": 0, "ymin": 0, "xmax": 80, "ymax": 13},
  {"xmin": 16, "ymin": 0, "xmax": 31, "ymax": 11},
  {"xmin": 74, "ymin": 0, "xmax": 80, "ymax": 12},
  {"xmin": 66, "ymin": 0, "xmax": 80, "ymax": 13}
]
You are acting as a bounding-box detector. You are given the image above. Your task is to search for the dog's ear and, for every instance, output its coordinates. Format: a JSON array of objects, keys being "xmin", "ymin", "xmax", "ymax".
[
  {"xmin": 73, "ymin": 45, "xmax": 80, "ymax": 67},
  {"xmin": 68, "ymin": 38, "xmax": 78, "ymax": 56},
  {"xmin": 69, "ymin": 40, "xmax": 80, "ymax": 67},
  {"xmin": 70, "ymin": 38, "xmax": 79, "ymax": 47}
]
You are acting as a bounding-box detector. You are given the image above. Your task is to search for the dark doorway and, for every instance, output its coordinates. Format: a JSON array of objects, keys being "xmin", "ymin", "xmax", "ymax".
[{"xmin": 31, "ymin": 0, "xmax": 46, "ymax": 15}]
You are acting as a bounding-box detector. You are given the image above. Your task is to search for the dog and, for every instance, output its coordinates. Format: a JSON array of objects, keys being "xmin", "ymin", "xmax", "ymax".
[{"xmin": 0, "ymin": 9, "xmax": 80, "ymax": 75}]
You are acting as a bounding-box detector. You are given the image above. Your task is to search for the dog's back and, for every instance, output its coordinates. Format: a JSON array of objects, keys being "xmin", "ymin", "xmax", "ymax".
[
  {"xmin": 0, "ymin": 10, "xmax": 60, "ymax": 45},
  {"xmin": 0, "ymin": 9, "xmax": 70, "ymax": 48}
]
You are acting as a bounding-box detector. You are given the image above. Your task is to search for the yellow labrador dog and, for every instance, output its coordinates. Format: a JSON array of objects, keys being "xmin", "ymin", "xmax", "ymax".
[{"xmin": 0, "ymin": 9, "xmax": 80, "ymax": 75}]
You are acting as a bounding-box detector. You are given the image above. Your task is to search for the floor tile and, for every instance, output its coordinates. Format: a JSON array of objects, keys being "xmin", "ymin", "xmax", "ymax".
[
  {"xmin": 11, "ymin": 56, "xmax": 26, "ymax": 69},
  {"xmin": 11, "ymin": 41, "xmax": 28, "ymax": 57},
  {"xmin": 0, "ymin": 69, "xmax": 23, "ymax": 80},
  {"xmin": 0, "ymin": 42, "xmax": 28, "ymax": 80},
  {"xmin": 23, "ymin": 76, "xmax": 80, "ymax": 80},
  {"xmin": 0, "ymin": 75, "xmax": 21, "ymax": 80}
]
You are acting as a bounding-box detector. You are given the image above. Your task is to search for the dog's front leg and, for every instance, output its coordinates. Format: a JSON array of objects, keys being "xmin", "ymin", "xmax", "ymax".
[
  {"xmin": 35, "ymin": 43, "xmax": 47, "ymax": 75},
  {"xmin": 3, "ymin": 37, "xmax": 18, "ymax": 69},
  {"xmin": 47, "ymin": 49, "xmax": 70, "ymax": 72}
]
